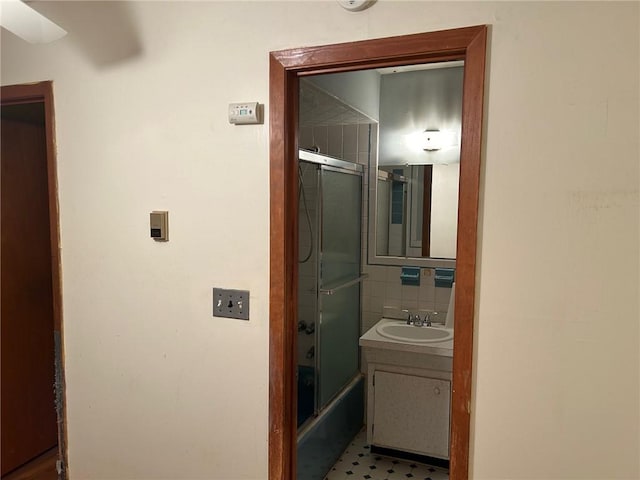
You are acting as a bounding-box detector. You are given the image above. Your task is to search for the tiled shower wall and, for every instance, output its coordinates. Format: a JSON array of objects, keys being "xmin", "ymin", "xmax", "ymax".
[
  {"xmin": 298, "ymin": 122, "xmax": 376, "ymax": 365},
  {"xmin": 299, "ymin": 123, "xmax": 371, "ymax": 165}
]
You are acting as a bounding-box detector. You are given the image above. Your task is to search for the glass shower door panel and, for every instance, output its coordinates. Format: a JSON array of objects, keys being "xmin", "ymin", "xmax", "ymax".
[
  {"xmin": 319, "ymin": 284, "xmax": 360, "ymax": 408},
  {"xmin": 319, "ymin": 167, "xmax": 362, "ymax": 408},
  {"xmin": 320, "ymin": 169, "xmax": 361, "ymax": 287}
]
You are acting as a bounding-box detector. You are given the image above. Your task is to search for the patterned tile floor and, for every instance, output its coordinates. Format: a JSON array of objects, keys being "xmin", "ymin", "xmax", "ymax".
[{"xmin": 324, "ymin": 429, "xmax": 448, "ymax": 480}]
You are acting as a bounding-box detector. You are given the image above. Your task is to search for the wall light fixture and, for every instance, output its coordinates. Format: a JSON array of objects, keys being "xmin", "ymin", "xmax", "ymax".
[{"xmin": 422, "ymin": 129, "xmax": 458, "ymax": 151}]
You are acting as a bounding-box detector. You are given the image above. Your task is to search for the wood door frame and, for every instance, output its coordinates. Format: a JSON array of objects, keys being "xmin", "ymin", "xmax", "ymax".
[
  {"xmin": 269, "ymin": 25, "xmax": 487, "ymax": 480},
  {"xmin": 422, "ymin": 165, "xmax": 434, "ymax": 258},
  {"xmin": 1, "ymin": 81, "xmax": 67, "ymax": 478}
]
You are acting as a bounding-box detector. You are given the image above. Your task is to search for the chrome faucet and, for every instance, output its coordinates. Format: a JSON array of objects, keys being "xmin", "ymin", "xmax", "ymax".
[
  {"xmin": 404, "ymin": 310, "xmax": 414, "ymax": 325},
  {"xmin": 423, "ymin": 312, "xmax": 432, "ymax": 327}
]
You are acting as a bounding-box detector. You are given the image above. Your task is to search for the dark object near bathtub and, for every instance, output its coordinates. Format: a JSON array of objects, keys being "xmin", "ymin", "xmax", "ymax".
[{"xmin": 297, "ymin": 366, "xmax": 315, "ymax": 427}]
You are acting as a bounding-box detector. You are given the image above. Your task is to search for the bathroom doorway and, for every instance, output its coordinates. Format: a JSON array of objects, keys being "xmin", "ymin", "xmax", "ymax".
[
  {"xmin": 269, "ymin": 26, "xmax": 487, "ymax": 480},
  {"xmin": 1, "ymin": 82, "xmax": 66, "ymax": 479}
]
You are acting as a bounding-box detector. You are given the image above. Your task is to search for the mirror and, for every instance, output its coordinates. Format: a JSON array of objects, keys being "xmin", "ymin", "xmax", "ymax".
[
  {"xmin": 373, "ymin": 62, "xmax": 463, "ymax": 267},
  {"xmin": 376, "ymin": 163, "xmax": 459, "ymax": 260},
  {"xmin": 300, "ymin": 61, "xmax": 463, "ymax": 268}
]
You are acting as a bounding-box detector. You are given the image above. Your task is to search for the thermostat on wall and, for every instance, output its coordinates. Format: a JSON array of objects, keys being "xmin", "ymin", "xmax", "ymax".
[{"xmin": 228, "ymin": 102, "xmax": 261, "ymax": 125}]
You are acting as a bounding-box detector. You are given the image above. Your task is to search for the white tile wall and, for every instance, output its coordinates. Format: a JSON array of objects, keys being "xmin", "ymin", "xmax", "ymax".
[
  {"xmin": 360, "ymin": 265, "xmax": 454, "ymax": 340},
  {"xmin": 328, "ymin": 125, "xmax": 343, "ymax": 157},
  {"xmin": 300, "ymin": 122, "xmax": 372, "ymax": 162},
  {"xmin": 314, "ymin": 126, "xmax": 329, "ymax": 154},
  {"xmin": 300, "ymin": 126, "xmax": 314, "ymax": 151},
  {"xmin": 344, "ymin": 124, "xmax": 359, "ymax": 158}
]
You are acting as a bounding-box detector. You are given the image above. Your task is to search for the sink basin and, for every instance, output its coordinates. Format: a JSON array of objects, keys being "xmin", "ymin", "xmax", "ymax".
[{"xmin": 375, "ymin": 322, "xmax": 453, "ymax": 343}]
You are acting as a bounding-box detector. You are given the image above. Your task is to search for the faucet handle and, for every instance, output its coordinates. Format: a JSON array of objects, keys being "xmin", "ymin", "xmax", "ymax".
[
  {"xmin": 402, "ymin": 310, "xmax": 413, "ymax": 325},
  {"xmin": 423, "ymin": 312, "xmax": 432, "ymax": 327}
]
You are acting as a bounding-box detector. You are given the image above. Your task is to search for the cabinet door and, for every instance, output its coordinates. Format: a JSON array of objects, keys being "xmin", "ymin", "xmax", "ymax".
[{"xmin": 372, "ymin": 371, "xmax": 450, "ymax": 459}]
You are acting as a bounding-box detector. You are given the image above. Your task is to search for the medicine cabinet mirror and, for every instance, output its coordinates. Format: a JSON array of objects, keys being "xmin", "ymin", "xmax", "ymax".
[{"xmin": 372, "ymin": 61, "xmax": 462, "ymax": 268}]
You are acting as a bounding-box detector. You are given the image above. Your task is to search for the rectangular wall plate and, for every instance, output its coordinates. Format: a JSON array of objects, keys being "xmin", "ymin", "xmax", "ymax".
[
  {"xmin": 150, "ymin": 211, "xmax": 168, "ymax": 241},
  {"xmin": 213, "ymin": 288, "xmax": 250, "ymax": 320}
]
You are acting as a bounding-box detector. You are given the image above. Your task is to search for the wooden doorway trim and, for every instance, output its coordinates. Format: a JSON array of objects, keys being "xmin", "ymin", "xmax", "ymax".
[
  {"xmin": 422, "ymin": 165, "xmax": 434, "ymax": 258},
  {"xmin": 1, "ymin": 81, "xmax": 67, "ymax": 478},
  {"xmin": 269, "ymin": 25, "xmax": 487, "ymax": 480}
]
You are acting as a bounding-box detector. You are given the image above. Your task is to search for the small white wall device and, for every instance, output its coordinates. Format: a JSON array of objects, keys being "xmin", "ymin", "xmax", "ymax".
[
  {"xmin": 150, "ymin": 211, "xmax": 168, "ymax": 241},
  {"xmin": 228, "ymin": 102, "xmax": 261, "ymax": 125},
  {"xmin": 337, "ymin": 0, "xmax": 375, "ymax": 12}
]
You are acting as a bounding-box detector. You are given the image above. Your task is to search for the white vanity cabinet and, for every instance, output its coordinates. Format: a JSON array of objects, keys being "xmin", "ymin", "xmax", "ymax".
[
  {"xmin": 359, "ymin": 318, "xmax": 454, "ymax": 460},
  {"xmin": 370, "ymin": 368, "xmax": 451, "ymax": 459}
]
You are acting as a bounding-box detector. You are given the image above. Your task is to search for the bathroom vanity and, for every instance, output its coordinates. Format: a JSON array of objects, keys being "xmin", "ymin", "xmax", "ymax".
[{"xmin": 359, "ymin": 318, "xmax": 453, "ymax": 460}]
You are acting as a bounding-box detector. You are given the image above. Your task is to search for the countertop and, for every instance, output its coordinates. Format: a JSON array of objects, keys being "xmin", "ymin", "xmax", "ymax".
[{"xmin": 359, "ymin": 318, "xmax": 454, "ymax": 357}]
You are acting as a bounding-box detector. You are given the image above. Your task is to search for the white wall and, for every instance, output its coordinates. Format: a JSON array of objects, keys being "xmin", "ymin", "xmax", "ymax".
[
  {"xmin": 431, "ymin": 163, "xmax": 459, "ymax": 259},
  {"xmin": 2, "ymin": 2, "xmax": 638, "ymax": 479}
]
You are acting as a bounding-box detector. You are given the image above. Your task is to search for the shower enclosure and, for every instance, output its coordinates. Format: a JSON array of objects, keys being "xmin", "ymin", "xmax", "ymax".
[{"xmin": 296, "ymin": 149, "xmax": 365, "ymax": 480}]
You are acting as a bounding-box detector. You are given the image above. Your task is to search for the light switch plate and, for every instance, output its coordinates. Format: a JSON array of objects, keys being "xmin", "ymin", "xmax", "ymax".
[{"xmin": 213, "ymin": 288, "xmax": 250, "ymax": 320}]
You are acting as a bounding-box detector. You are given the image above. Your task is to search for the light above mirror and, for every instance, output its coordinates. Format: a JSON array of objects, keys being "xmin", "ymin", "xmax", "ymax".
[
  {"xmin": 379, "ymin": 63, "xmax": 463, "ymax": 169},
  {"xmin": 421, "ymin": 129, "xmax": 459, "ymax": 152},
  {"xmin": 404, "ymin": 129, "xmax": 460, "ymax": 162}
]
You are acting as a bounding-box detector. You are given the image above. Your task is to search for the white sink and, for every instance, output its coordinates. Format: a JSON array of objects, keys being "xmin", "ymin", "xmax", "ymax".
[{"xmin": 375, "ymin": 322, "xmax": 454, "ymax": 343}]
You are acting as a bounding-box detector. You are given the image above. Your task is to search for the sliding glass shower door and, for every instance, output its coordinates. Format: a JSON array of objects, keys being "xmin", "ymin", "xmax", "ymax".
[
  {"xmin": 297, "ymin": 151, "xmax": 363, "ymax": 428},
  {"xmin": 318, "ymin": 167, "xmax": 362, "ymax": 408}
]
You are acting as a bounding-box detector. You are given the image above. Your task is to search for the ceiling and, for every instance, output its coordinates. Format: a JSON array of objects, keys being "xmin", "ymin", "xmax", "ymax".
[{"xmin": 299, "ymin": 79, "xmax": 375, "ymax": 127}]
